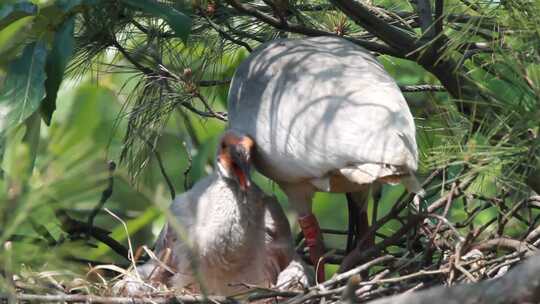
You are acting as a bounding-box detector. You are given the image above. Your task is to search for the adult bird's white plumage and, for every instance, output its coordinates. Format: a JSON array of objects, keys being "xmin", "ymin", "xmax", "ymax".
[
  {"xmin": 115, "ymin": 131, "xmax": 311, "ymax": 296},
  {"xmin": 228, "ymin": 36, "xmax": 422, "ymax": 278}
]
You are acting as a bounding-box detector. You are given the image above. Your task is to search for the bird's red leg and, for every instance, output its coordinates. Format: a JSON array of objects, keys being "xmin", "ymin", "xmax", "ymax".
[{"xmin": 298, "ymin": 213, "xmax": 325, "ymax": 283}]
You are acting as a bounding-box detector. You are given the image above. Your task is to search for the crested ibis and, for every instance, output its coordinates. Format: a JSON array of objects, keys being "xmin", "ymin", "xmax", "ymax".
[
  {"xmin": 116, "ymin": 130, "xmax": 311, "ymax": 295},
  {"xmin": 228, "ymin": 36, "xmax": 422, "ymax": 281}
]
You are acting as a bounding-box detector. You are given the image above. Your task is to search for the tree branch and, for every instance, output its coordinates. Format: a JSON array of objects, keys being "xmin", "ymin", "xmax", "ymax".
[
  {"xmin": 204, "ymin": 16, "xmax": 253, "ymax": 52},
  {"xmin": 56, "ymin": 210, "xmax": 129, "ymax": 260},
  {"xmin": 434, "ymin": 0, "xmax": 444, "ymax": 35},
  {"xmin": 413, "ymin": 0, "xmax": 435, "ymax": 39},
  {"xmin": 87, "ymin": 161, "xmax": 116, "ymax": 232},
  {"xmin": 135, "ymin": 131, "xmax": 176, "ymax": 200},
  {"xmin": 329, "ymin": 0, "xmax": 417, "ymax": 52},
  {"xmin": 368, "ymin": 253, "xmax": 540, "ymax": 304},
  {"xmin": 224, "ymin": 0, "xmax": 400, "ymax": 56}
]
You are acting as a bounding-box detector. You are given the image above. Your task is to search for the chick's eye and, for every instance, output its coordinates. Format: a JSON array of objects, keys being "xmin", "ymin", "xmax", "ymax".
[{"xmin": 221, "ymin": 142, "xmax": 226, "ymax": 149}]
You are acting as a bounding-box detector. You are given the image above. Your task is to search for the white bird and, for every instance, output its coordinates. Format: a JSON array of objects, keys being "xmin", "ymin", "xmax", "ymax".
[
  {"xmin": 228, "ymin": 36, "xmax": 423, "ymax": 280},
  {"xmin": 115, "ymin": 130, "xmax": 311, "ymax": 296}
]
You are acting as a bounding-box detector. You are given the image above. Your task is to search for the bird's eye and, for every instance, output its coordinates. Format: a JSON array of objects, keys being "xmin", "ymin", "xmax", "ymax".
[{"xmin": 221, "ymin": 142, "xmax": 226, "ymax": 149}]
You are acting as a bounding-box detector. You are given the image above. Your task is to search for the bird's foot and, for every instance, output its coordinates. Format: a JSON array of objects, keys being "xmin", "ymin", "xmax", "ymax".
[
  {"xmin": 275, "ymin": 259, "xmax": 312, "ymax": 290},
  {"xmin": 298, "ymin": 214, "xmax": 325, "ymax": 283},
  {"xmin": 412, "ymin": 189, "xmax": 427, "ymax": 212}
]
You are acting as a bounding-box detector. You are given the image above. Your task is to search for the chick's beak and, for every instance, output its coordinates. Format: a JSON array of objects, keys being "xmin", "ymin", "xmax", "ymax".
[{"xmin": 231, "ymin": 146, "xmax": 252, "ymax": 191}]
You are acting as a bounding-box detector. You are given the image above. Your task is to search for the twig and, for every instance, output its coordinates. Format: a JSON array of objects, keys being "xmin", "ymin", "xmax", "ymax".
[
  {"xmin": 56, "ymin": 209, "xmax": 129, "ymax": 260},
  {"xmin": 113, "ymin": 36, "xmax": 226, "ymax": 122},
  {"xmin": 198, "ymin": 79, "xmax": 231, "ymax": 87},
  {"xmin": 323, "ymin": 255, "xmax": 394, "ymax": 288},
  {"xmin": 178, "ymin": 101, "xmax": 228, "ymax": 121},
  {"xmin": 284, "ymin": 257, "xmax": 392, "ymax": 304},
  {"xmin": 472, "ymin": 238, "xmax": 537, "ymax": 256},
  {"xmin": 427, "ymin": 176, "xmax": 474, "ymax": 213},
  {"xmin": 246, "ymin": 290, "xmax": 300, "ymax": 302},
  {"xmin": 104, "ymin": 208, "xmax": 138, "ymax": 272},
  {"xmin": 183, "ymin": 141, "xmax": 194, "ymax": 191},
  {"xmin": 430, "ymin": 182, "xmax": 457, "ymax": 244},
  {"xmin": 135, "ymin": 130, "xmax": 176, "ymax": 200},
  {"xmin": 399, "ymin": 84, "xmax": 446, "ymax": 92},
  {"xmin": 87, "ymin": 161, "xmax": 116, "ymax": 233},
  {"xmin": 192, "ymin": 91, "xmax": 228, "ymax": 122},
  {"xmin": 366, "ymin": 268, "xmax": 448, "ymax": 284},
  {"xmin": 3, "ymin": 242, "xmax": 15, "ymax": 300},
  {"xmin": 204, "ymin": 16, "xmax": 253, "ymax": 52},
  {"xmin": 366, "ymin": 253, "xmax": 540, "ymax": 304},
  {"xmin": 159, "ymin": 65, "xmax": 228, "ymax": 122},
  {"xmin": 15, "ymin": 293, "xmax": 235, "ymax": 304}
]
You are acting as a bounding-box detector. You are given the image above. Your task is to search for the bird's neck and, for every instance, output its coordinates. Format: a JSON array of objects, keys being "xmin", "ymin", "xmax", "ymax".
[
  {"xmin": 198, "ymin": 176, "xmax": 265, "ymax": 247},
  {"xmin": 214, "ymin": 176, "xmax": 264, "ymax": 223},
  {"xmin": 193, "ymin": 176, "xmax": 266, "ymax": 274}
]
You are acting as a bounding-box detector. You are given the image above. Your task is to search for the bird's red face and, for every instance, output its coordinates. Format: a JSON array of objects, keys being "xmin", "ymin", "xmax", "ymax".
[{"xmin": 217, "ymin": 131, "xmax": 255, "ymax": 191}]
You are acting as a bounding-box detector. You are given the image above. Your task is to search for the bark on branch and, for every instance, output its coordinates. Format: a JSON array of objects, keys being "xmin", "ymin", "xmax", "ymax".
[
  {"xmin": 367, "ymin": 253, "xmax": 540, "ymax": 304},
  {"xmin": 329, "ymin": 0, "xmax": 417, "ymax": 52},
  {"xmin": 224, "ymin": 0, "xmax": 399, "ymax": 56}
]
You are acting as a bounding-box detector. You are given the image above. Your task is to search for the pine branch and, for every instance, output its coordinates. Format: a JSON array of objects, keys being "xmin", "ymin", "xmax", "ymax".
[
  {"xmin": 203, "ymin": 16, "xmax": 253, "ymax": 52},
  {"xmin": 135, "ymin": 131, "xmax": 176, "ymax": 200},
  {"xmin": 329, "ymin": 0, "xmax": 417, "ymax": 52},
  {"xmin": 223, "ymin": 0, "xmax": 400, "ymax": 56}
]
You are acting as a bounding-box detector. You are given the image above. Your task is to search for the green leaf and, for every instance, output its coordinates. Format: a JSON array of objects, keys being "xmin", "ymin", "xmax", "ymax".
[
  {"xmin": 120, "ymin": 0, "xmax": 191, "ymax": 40},
  {"xmin": 0, "ymin": 16, "xmax": 33, "ymax": 66},
  {"xmin": 0, "ymin": 40, "xmax": 48, "ymax": 131},
  {"xmin": 55, "ymin": 0, "xmax": 99, "ymax": 12},
  {"xmin": 56, "ymin": 0, "xmax": 86, "ymax": 12},
  {"xmin": 49, "ymin": 84, "xmax": 116, "ymax": 154},
  {"xmin": 22, "ymin": 111, "xmax": 41, "ymax": 172},
  {"xmin": 40, "ymin": 17, "xmax": 75, "ymax": 125},
  {"xmin": 1, "ymin": 123, "xmax": 30, "ymax": 183},
  {"xmin": 0, "ymin": 2, "xmax": 37, "ymax": 31}
]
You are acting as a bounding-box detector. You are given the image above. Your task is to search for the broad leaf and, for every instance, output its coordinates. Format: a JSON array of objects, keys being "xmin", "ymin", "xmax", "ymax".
[
  {"xmin": 56, "ymin": 0, "xmax": 85, "ymax": 12},
  {"xmin": 56, "ymin": 0, "xmax": 99, "ymax": 12},
  {"xmin": 0, "ymin": 40, "xmax": 48, "ymax": 131},
  {"xmin": 0, "ymin": 16, "xmax": 33, "ymax": 67},
  {"xmin": 120, "ymin": 0, "xmax": 191, "ymax": 40},
  {"xmin": 41, "ymin": 17, "xmax": 75, "ymax": 125},
  {"xmin": 0, "ymin": 2, "xmax": 37, "ymax": 31}
]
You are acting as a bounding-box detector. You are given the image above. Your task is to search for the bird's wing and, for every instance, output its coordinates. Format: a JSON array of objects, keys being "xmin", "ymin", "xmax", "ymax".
[
  {"xmin": 140, "ymin": 193, "xmax": 197, "ymax": 287},
  {"xmin": 229, "ymin": 37, "xmax": 418, "ymax": 182},
  {"xmin": 115, "ymin": 193, "xmax": 201, "ymax": 295},
  {"xmin": 154, "ymin": 193, "xmax": 193, "ymax": 257},
  {"xmin": 263, "ymin": 195, "xmax": 313, "ymax": 287}
]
